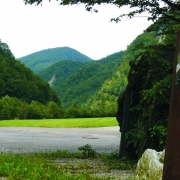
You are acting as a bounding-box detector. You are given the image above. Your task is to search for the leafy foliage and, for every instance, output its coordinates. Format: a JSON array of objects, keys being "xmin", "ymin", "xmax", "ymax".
[
  {"xmin": 0, "ymin": 96, "xmax": 27, "ymax": 120},
  {"xmin": 24, "ymin": 0, "xmax": 180, "ymax": 23},
  {"xmin": 0, "ymin": 40, "xmax": 60, "ymax": 105},
  {"xmin": 0, "ymin": 96, "xmax": 64, "ymax": 120},
  {"xmin": 121, "ymin": 44, "xmax": 174, "ymax": 159},
  {"xmin": 18, "ymin": 47, "xmax": 92, "ymax": 73},
  {"xmin": 0, "ymin": 95, "xmax": 117, "ymax": 120},
  {"xmin": 78, "ymin": 144, "xmax": 100, "ymax": 158}
]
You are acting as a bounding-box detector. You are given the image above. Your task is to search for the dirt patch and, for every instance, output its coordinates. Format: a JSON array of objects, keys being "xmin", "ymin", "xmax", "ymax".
[{"xmin": 52, "ymin": 158, "xmax": 136, "ymax": 179}]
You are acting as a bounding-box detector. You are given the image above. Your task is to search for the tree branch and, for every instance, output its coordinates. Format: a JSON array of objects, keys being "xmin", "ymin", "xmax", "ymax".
[{"xmin": 162, "ymin": 0, "xmax": 180, "ymax": 10}]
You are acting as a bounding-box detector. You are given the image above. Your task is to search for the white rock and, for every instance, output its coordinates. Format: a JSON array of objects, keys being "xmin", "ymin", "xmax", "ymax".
[{"xmin": 136, "ymin": 149, "xmax": 165, "ymax": 180}]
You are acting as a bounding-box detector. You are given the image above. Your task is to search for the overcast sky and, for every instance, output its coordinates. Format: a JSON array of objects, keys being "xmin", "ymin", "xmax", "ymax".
[{"xmin": 0, "ymin": 0, "xmax": 153, "ymax": 60}]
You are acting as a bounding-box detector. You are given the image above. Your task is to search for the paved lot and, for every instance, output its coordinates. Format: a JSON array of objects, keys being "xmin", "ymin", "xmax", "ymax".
[{"xmin": 0, "ymin": 126, "xmax": 121, "ymax": 154}]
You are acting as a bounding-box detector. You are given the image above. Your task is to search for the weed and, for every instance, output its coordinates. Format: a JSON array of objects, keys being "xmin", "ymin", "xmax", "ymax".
[{"xmin": 78, "ymin": 144, "xmax": 101, "ymax": 158}]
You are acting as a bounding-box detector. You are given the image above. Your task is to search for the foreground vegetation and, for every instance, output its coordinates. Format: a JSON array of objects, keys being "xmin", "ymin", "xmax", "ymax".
[
  {"xmin": 0, "ymin": 146, "xmax": 137, "ymax": 180},
  {"xmin": 0, "ymin": 117, "xmax": 118, "ymax": 128}
]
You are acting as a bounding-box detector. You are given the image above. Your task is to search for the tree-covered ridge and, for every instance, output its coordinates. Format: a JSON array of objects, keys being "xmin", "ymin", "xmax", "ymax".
[
  {"xmin": 82, "ymin": 30, "xmax": 159, "ymax": 114},
  {"xmin": 38, "ymin": 60, "xmax": 88, "ymax": 87},
  {"xmin": 96, "ymin": 51, "xmax": 125, "ymax": 64},
  {"xmin": 18, "ymin": 47, "xmax": 92, "ymax": 73},
  {"xmin": 54, "ymin": 51, "xmax": 124, "ymax": 108},
  {"xmin": 0, "ymin": 40, "xmax": 60, "ymax": 105}
]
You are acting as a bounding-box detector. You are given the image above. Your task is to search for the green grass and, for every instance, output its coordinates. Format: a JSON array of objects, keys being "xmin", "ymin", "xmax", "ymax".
[
  {"xmin": 0, "ymin": 152, "xmax": 94, "ymax": 180},
  {"xmin": 0, "ymin": 117, "xmax": 118, "ymax": 128},
  {"xmin": 0, "ymin": 150, "xmax": 137, "ymax": 180}
]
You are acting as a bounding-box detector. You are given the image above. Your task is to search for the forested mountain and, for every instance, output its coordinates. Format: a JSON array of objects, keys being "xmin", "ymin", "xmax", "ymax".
[
  {"xmin": 38, "ymin": 60, "xmax": 88, "ymax": 87},
  {"xmin": 18, "ymin": 47, "xmax": 92, "ymax": 73},
  {"xmin": 53, "ymin": 51, "xmax": 124, "ymax": 108},
  {"xmin": 0, "ymin": 40, "xmax": 60, "ymax": 105},
  {"xmin": 82, "ymin": 31, "xmax": 159, "ymax": 113}
]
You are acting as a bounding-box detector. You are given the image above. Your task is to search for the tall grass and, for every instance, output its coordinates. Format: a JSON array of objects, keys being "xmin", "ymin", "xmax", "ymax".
[{"xmin": 0, "ymin": 117, "xmax": 118, "ymax": 128}]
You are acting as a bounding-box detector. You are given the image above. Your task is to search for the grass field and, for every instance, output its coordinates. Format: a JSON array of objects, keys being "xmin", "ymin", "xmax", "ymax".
[{"xmin": 0, "ymin": 117, "xmax": 118, "ymax": 128}]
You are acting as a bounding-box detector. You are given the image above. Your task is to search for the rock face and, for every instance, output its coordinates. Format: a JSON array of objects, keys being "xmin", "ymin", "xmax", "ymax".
[{"xmin": 136, "ymin": 149, "xmax": 165, "ymax": 180}]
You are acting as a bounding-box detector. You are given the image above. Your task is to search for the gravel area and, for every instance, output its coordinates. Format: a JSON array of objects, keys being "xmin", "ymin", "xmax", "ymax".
[{"xmin": 0, "ymin": 126, "xmax": 120, "ymax": 154}]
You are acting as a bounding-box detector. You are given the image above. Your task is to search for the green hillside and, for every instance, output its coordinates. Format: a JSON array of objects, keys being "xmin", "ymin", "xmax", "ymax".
[
  {"xmin": 18, "ymin": 47, "xmax": 92, "ymax": 73},
  {"xmin": 0, "ymin": 40, "xmax": 60, "ymax": 105},
  {"xmin": 82, "ymin": 31, "xmax": 159, "ymax": 113},
  {"xmin": 38, "ymin": 60, "xmax": 88, "ymax": 87},
  {"xmin": 54, "ymin": 51, "xmax": 124, "ymax": 108}
]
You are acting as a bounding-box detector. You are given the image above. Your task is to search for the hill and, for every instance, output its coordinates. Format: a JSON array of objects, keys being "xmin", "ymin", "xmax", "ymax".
[
  {"xmin": 18, "ymin": 47, "xmax": 92, "ymax": 73},
  {"xmin": 53, "ymin": 51, "xmax": 124, "ymax": 108},
  {"xmin": 81, "ymin": 31, "xmax": 159, "ymax": 114},
  {"xmin": 38, "ymin": 60, "xmax": 88, "ymax": 87},
  {"xmin": 0, "ymin": 40, "xmax": 60, "ymax": 105}
]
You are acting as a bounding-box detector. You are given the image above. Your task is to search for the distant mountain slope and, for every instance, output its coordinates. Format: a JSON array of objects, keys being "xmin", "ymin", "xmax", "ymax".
[
  {"xmin": 38, "ymin": 51, "xmax": 124, "ymax": 87},
  {"xmin": 53, "ymin": 51, "xmax": 124, "ymax": 107},
  {"xmin": 38, "ymin": 60, "xmax": 88, "ymax": 87},
  {"xmin": 82, "ymin": 31, "xmax": 159, "ymax": 114},
  {"xmin": 0, "ymin": 41, "xmax": 60, "ymax": 105},
  {"xmin": 97, "ymin": 51, "xmax": 125, "ymax": 64},
  {"xmin": 18, "ymin": 47, "xmax": 92, "ymax": 73}
]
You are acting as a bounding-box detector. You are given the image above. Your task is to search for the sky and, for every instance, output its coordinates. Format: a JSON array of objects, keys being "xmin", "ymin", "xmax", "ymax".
[{"xmin": 0, "ymin": 0, "xmax": 153, "ymax": 60}]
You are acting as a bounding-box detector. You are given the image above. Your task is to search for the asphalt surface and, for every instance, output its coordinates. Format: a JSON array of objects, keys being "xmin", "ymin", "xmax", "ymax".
[{"xmin": 0, "ymin": 126, "xmax": 121, "ymax": 154}]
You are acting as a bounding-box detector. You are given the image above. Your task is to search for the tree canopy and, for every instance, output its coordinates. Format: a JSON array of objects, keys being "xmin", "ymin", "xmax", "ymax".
[
  {"xmin": 24, "ymin": 0, "xmax": 180, "ymax": 22},
  {"xmin": 0, "ymin": 40, "xmax": 60, "ymax": 105},
  {"xmin": 18, "ymin": 47, "xmax": 92, "ymax": 73}
]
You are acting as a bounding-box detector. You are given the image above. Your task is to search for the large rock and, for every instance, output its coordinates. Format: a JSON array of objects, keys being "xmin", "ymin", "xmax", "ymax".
[{"xmin": 136, "ymin": 149, "xmax": 165, "ymax": 180}]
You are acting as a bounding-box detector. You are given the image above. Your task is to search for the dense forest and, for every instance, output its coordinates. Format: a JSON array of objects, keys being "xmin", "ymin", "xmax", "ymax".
[
  {"xmin": 82, "ymin": 31, "xmax": 158, "ymax": 114},
  {"xmin": 0, "ymin": 41, "xmax": 60, "ymax": 105},
  {"xmin": 54, "ymin": 51, "xmax": 124, "ymax": 108},
  {"xmin": 0, "ymin": 39, "xmax": 125, "ymax": 119},
  {"xmin": 20, "ymin": 47, "xmax": 125, "ymax": 112},
  {"xmin": 18, "ymin": 47, "xmax": 92, "ymax": 73},
  {"xmin": 38, "ymin": 60, "xmax": 88, "ymax": 87}
]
